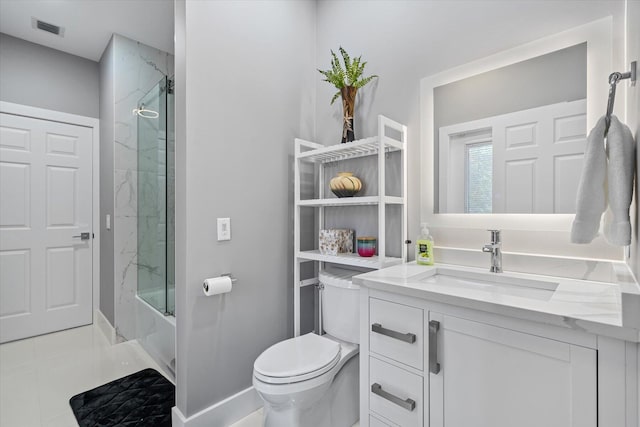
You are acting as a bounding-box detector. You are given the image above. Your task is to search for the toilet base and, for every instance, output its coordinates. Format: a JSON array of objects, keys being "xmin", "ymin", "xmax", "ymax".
[{"xmin": 259, "ymin": 353, "xmax": 359, "ymax": 427}]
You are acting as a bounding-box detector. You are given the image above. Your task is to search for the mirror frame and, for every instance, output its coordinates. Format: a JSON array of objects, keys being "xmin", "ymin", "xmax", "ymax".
[{"xmin": 420, "ymin": 17, "xmax": 613, "ymax": 236}]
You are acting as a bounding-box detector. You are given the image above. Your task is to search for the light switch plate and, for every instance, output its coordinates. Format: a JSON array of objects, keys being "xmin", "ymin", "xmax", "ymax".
[{"xmin": 217, "ymin": 218, "xmax": 231, "ymax": 241}]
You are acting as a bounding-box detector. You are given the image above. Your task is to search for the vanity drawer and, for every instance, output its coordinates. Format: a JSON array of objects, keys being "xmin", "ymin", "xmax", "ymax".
[
  {"xmin": 370, "ymin": 356, "xmax": 423, "ymax": 427},
  {"xmin": 370, "ymin": 414, "xmax": 398, "ymax": 427},
  {"xmin": 369, "ymin": 297, "xmax": 423, "ymax": 370}
]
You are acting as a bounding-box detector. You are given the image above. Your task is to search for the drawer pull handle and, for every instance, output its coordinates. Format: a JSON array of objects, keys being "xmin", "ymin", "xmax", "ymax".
[
  {"xmin": 371, "ymin": 323, "xmax": 416, "ymax": 344},
  {"xmin": 371, "ymin": 383, "xmax": 416, "ymax": 412},
  {"xmin": 429, "ymin": 320, "xmax": 441, "ymax": 374}
]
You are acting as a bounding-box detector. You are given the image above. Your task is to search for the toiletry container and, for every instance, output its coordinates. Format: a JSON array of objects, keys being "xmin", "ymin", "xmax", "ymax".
[{"xmin": 416, "ymin": 223, "xmax": 434, "ymax": 265}]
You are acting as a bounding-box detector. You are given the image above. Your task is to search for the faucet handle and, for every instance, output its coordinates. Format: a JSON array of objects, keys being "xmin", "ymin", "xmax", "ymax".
[{"xmin": 487, "ymin": 229, "xmax": 501, "ymax": 243}]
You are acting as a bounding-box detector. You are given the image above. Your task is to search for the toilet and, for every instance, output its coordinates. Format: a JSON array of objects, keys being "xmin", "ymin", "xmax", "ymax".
[{"xmin": 253, "ymin": 267, "xmax": 360, "ymax": 427}]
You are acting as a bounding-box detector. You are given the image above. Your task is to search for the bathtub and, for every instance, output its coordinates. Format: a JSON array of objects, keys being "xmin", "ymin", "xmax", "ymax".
[{"xmin": 135, "ymin": 292, "xmax": 176, "ymax": 381}]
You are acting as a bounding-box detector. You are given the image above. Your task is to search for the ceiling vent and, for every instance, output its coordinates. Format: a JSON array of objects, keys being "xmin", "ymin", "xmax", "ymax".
[{"xmin": 31, "ymin": 17, "xmax": 65, "ymax": 37}]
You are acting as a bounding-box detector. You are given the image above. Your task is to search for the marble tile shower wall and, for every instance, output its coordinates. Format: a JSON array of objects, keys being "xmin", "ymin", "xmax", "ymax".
[
  {"xmin": 136, "ymin": 129, "xmax": 168, "ymax": 301},
  {"xmin": 112, "ymin": 34, "xmax": 174, "ymax": 341}
]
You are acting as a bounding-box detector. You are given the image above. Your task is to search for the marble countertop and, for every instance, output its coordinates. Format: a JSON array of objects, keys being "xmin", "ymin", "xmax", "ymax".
[{"xmin": 353, "ymin": 262, "xmax": 640, "ymax": 342}]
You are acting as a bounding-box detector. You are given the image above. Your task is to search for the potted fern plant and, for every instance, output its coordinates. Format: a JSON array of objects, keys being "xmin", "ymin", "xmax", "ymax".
[{"xmin": 318, "ymin": 47, "xmax": 377, "ymax": 143}]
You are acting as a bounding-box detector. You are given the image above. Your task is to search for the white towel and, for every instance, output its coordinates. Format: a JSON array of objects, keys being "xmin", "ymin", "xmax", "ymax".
[
  {"xmin": 603, "ymin": 116, "xmax": 635, "ymax": 246},
  {"xmin": 571, "ymin": 116, "xmax": 607, "ymax": 244},
  {"xmin": 571, "ymin": 115, "xmax": 635, "ymax": 245}
]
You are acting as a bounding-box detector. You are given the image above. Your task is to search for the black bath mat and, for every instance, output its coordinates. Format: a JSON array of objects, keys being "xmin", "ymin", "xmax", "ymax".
[{"xmin": 69, "ymin": 368, "xmax": 174, "ymax": 427}]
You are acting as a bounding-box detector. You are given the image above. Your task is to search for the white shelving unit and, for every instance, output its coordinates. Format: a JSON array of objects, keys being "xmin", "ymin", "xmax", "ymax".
[{"xmin": 293, "ymin": 115, "xmax": 408, "ymax": 336}]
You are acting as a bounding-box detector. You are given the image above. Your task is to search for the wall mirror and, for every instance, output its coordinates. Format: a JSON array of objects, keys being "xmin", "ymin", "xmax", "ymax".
[
  {"xmin": 421, "ymin": 17, "xmax": 613, "ymax": 231},
  {"xmin": 436, "ymin": 43, "xmax": 586, "ymax": 214}
]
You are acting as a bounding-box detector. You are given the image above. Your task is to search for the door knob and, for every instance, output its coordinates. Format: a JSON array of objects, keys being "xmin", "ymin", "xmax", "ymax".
[{"xmin": 72, "ymin": 232, "xmax": 91, "ymax": 241}]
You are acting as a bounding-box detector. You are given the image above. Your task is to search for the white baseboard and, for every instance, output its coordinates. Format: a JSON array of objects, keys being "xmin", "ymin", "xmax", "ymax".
[
  {"xmin": 172, "ymin": 386, "xmax": 262, "ymax": 427},
  {"xmin": 94, "ymin": 309, "xmax": 117, "ymax": 345}
]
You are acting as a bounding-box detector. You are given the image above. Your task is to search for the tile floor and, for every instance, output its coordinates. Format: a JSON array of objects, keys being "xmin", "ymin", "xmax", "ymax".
[
  {"xmin": 230, "ymin": 408, "xmax": 265, "ymax": 427},
  {"xmin": 230, "ymin": 408, "xmax": 360, "ymax": 427},
  {"xmin": 0, "ymin": 323, "xmax": 170, "ymax": 427},
  {"xmin": 0, "ymin": 324, "xmax": 359, "ymax": 427}
]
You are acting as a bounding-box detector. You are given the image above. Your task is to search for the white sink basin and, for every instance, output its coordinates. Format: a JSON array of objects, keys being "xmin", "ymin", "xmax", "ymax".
[{"xmin": 419, "ymin": 268, "xmax": 559, "ymax": 301}]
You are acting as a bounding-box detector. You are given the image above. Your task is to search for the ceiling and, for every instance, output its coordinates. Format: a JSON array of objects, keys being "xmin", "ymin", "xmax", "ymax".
[{"xmin": 0, "ymin": 0, "xmax": 174, "ymax": 62}]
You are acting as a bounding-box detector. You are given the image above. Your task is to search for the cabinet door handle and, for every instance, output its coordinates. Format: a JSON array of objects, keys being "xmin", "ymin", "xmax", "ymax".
[
  {"xmin": 429, "ymin": 320, "xmax": 441, "ymax": 374},
  {"xmin": 371, "ymin": 323, "xmax": 416, "ymax": 344},
  {"xmin": 371, "ymin": 383, "xmax": 416, "ymax": 412}
]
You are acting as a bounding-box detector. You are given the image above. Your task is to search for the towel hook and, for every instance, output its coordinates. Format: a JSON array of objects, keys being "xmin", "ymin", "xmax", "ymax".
[
  {"xmin": 604, "ymin": 61, "xmax": 637, "ymax": 137},
  {"xmin": 604, "ymin": 78, "xmax": 618, "ymax": 137},
  {"xmin": 609, "ymin": 72, "xmax": 623, "ymax": 85}
]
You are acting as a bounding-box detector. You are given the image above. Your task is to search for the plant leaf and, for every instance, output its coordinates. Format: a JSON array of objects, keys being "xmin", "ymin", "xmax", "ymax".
[
  {"xmin": 330, "ymin": 91, "xmax": 341, "ymax": 105},
  {"xmin": 318, "ymin": 69, "xmax": 332, "ymax": 80},
  {"xmin": 330, "ymin": 50, "xmax": 345, "ymax": 88},
  {"xmin": 355, "ymin": 74, "xmax": 378, "ymax": 88},
  {"xmin": 339, "ymin": 47, "xmax": 352, "ymax": 81},
  {"xmin": 318, "ymin": 68, "xmax": 342, "ymax": 87},
  {"xmin": 357, "ymin": 60, "xmax": 367, "ymax": 79},
  {"xmin": 348, "ymin": 56, "xmax": 362, "ymax": 86}
]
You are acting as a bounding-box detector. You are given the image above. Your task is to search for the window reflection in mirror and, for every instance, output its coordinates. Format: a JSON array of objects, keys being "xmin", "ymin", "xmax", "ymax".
[{"xmin": 434, "ymin": 43, "xmax": 587, "ymax": 214}]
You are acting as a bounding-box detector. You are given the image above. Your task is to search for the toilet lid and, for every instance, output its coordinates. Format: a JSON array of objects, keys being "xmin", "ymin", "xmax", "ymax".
[{"xmin": 254, "ymin": 333, "xmax": 340, "ymax": 379}]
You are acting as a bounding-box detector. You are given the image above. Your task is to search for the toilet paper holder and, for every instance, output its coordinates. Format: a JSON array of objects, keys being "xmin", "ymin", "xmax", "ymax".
[
  {"xmin": 203, "ymin": 273, "xmax": 237, "ymax": 295},
  {"xmin": 221, "ymin": 273, "xmax": 238, "ymax": 283}
]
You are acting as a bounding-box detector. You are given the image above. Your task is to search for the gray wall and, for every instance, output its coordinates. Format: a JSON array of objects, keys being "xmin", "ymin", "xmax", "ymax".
[
  {"xmin": 174, "ymin": 0, "xmax": 187, "ymax": 412},
  {"xmin": 623, "ymin": 2, "xmax": 640, "ymax": 419},
  {"xmin": 99, "ymin": 37, "xmax": 116, "ymax": 324},
  {"xmin": 627, "ymin": 0, "xmax": 640, "ymax": 280},
  {"xmin": 173, "ymin": 0, "xmax": 631, "ymax": 420},
  {"xmin": 175, "ymin": 0, "xmax": 316, "ymax": 417},
  {"xmin": 315, "ymin": 0, "xmax": 624, "ymax": 256},
  {"xmin": 0, "ymin": 33, "xmax": 99, "ymax": 118},
  {"xmin": 433, "ymin": 43, "xmax": 586, "ymax": 131}
]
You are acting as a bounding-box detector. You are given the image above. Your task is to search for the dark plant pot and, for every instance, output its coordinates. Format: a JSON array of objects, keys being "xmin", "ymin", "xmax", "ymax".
[{"xmin": 341, "ymin": 86, "xmax": 357, "ymax": 143}]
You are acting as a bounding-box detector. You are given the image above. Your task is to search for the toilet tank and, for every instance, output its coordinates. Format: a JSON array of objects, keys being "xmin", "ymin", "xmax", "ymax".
[{"xmin": 320, "ymin": 267, "xmax": 361, "ymax": 344}]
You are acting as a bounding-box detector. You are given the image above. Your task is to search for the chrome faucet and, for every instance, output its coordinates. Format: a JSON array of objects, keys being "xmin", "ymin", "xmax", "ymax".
[{"xmin": 482, "ymin": 229, "xmax": 502, "ymax": 273}]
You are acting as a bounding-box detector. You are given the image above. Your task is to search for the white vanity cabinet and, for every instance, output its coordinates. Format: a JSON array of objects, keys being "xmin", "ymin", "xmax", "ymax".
[
  {"xmin": 359, "ymin": 286, "xmax": 631, "ymax": 427},
  {"xmin": 429, "ymin": 313, "xmax": 596, "ymax": 427}
]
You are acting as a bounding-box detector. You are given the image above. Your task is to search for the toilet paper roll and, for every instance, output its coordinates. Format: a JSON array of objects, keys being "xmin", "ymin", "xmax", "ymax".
[{"xmin": 203, "ymin": 276, "xmax": 233, "ymax": 296}]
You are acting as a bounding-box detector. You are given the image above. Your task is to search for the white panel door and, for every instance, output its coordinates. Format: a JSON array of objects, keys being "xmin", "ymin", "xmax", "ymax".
[
  {"xmin": 429, "ymin": 313, "xmax": 597, "ymax": 427},
  {"xmin": 0, "ymin": 113, "xmax": 93, "ymax": 343},
  {"xmin": 439, "ymin": 99, "xmax": 586, "ymax": 213},
  {"xmin": 492, "ymin": 99, "xmax": 587, "ymax": 213}
]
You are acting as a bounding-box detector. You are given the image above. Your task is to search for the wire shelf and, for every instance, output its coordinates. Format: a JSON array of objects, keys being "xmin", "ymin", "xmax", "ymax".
[{"xmin": 297, "ymin": 136, "xmax": 402, "ymax": 163}]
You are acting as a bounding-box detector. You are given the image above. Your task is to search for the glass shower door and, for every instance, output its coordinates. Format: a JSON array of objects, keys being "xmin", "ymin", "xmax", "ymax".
[
  {"xmin": 166, "ymin": 79, "xmax": 175, "ymax": 315},
  {"xmin": 137, "ymin": 76, "xmax": 175, "ymax": 315}
]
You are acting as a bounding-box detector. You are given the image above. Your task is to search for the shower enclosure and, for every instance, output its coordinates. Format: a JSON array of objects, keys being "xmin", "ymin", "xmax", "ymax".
[{"xmin": 136, "ymin": 76, "xmax": 175, "ymax": 315}]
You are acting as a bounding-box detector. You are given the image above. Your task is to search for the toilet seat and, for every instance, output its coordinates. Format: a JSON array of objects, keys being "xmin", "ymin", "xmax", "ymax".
[{"xmin": 254, "ymin": 333, "xmax": 341, "ymax": 384}]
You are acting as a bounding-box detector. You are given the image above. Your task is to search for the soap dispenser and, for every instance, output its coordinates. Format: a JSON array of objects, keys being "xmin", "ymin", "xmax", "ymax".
[{"xmin": 416, "ymin": 223, "xmax": 434, "ymax": 265}]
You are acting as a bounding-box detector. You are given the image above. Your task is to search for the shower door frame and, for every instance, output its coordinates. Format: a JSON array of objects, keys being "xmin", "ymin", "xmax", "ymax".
[{"xmin": 136, "ymin": 76, "xmax": 175, "ymax": 316}]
